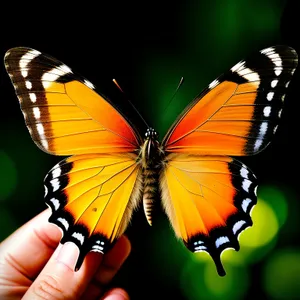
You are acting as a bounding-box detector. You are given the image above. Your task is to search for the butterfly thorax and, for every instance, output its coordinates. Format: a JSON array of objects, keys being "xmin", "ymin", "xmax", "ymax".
[{"xmin": 140, "ymin": 128, "xmax": 163, "ymax": 226}]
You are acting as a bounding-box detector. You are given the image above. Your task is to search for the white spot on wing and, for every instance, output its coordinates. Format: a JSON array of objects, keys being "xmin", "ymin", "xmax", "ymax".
[
  {"xmin": 19, "ymin": 49, "xmax": 41, "ymax": 77},
  {"xmin": 25, "ymin": 81, "xmax": 32, "ymax": 89},
  {"xmin": 208, "ymin": 79, "xmax": 219, "ymax": 89},
  {"xmin": 50, "ymin": 198, "xmax": 60, "ymax": 210},
  {"xmin": 21, "ymin": 70, "xmax": 28, "ymax": 77},
  {"xmin": 194, "ymin": 245, "xmax": 207, "ymax": 251},
  {"xmin": 84, "ymin": 79, "xmax": 95, "ymax": 89},
  {"xmin": 275, "ymin": 68, "xmax": 283, "ymax": 76},
  {"xmin": 215, "ymin": 236, "xmax": 230, "ymax": 248},
  {"xmin": 242, "ymin": 198, "xmax": 252, "ymax": 213},
  {"xmin": 271, "ymin": 80, "xmax": 278, "ymax": 88},
  {"xmin": 194, "ymin": 240, "xmax": 204, "ymax": 245},
  {"xmin": 231, "ymin": 61, "xmax": 245, "ymax": 73},
  {"xmin": 42, "ymin": 65, "xmax": 73, "ymax": 88},
  {"xmin": 33, "ymin": 107, "xmax": 41, "ymax": 119},
  {"xmin": 35, "ymin": 123, "xmax": 48, "ymax": 149},
  {"xmin": 194, "ymin": 240, "xmax": 206, "ymax": 251},
  {"xmin": 41, "ymin": 140, "xmax": 49, "ymax": 149},
  {"xmin": 51, "ymin": 178, "xmax": 60, "ymax": 192},
  {"xmin": 72, "ymin": 232, "xmax": 85, "ymax": 245},
  {"xmin": 29, "ymin": 93, "xmax": 37, "ymax": 103},
  {"xmin": 237, "ymin": 67, "xmax": 260, "ymax": 82},
  {"xmin": 60, "ymin": 64, "xmax": 72, "ymax": 74},
  {"xmin": 240, "ymin": 167, "xmax": 249, "ymax": 179},
  {"xmin": 57, "ymin": 217, "xmax": 69, "ymax": 230},
  {"xmin": 261, "ymin": 47, "xmax": 285, "ymax": 76},
  {"xmin": 254, "ymin": 121, "xmax": 268, "ymax": 152},
  {"xmin": 242, "ymin": 179, "xmax": 251, "ymax": 193},
  {"xmin": 36, "ymin": 123, "xmax": 44, "ymax": 135},
  {"xmin": 52, "ymin": 167, "xmax": 62, "ymax": 178},
  {"xmin": 263, "ymin": 106, "xmax": 271, "ymax": 117},
  {"xmin": 260, "ymin": 47, "xmax": 274, "ymax": 54},
  {"xmin": 254, "ymin": 139, "xmax": 263, "ymax": 151},
  {"xmin": 267, "ymin": 92, "xmax": 274, "ymax": 101},
  {"xmin": 233, "ymin": 220, "xmax": 246, "ymax": 235},
  {"xmin": 92, "ymin": 245, "xmax": 104, "ymax": 253}
]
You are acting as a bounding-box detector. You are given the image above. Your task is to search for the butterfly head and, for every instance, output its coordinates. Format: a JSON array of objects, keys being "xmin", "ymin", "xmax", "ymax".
[{"xmin": 145, "ymin": 127, "xmax": 158, "ymax": 140}]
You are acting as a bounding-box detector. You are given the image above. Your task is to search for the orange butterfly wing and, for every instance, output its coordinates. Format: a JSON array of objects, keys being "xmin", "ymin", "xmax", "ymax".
[
  {"xmin": 5, "ymin": 48, "xmax": 143, "ymax": 268},
  {"xmin": 161, "ymin": 46, "xmax": 298, "ymax": 275},
  {"xmin": 4, "ymin": 47, "xmax": 141, "ymax": 155},
  {"xmin": 163, "ymin": 46, "xmax": 298, "ymax": 156},
  {"xmin": 160, "ymin": 154, "xmax": 257, "ymax": 276},
  {"xmin": 44, "ymin": 153, "xmax": 142, "ymax": 269}
]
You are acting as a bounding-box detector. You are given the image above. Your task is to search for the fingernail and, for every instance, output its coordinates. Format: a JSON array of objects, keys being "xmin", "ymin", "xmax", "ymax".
[
  {"xmin": 103, "ymin": 289, "xmax": 129, "ymax": 300},
  {"xmin": 56, "ymin": 242, "xmax": 79, "ymax": 269},
  {"xmin": 104, "ymin": 294, "xmax": 129, "ymax": 300}
]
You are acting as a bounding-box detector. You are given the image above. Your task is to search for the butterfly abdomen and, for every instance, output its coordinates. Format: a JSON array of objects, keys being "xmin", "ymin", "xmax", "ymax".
[
  {"xmin": 140, "ymin": 128, "xmax": 163, "ymax": 226},
  {"xmin": 142, "ymin": 167, "xmax": 160, "ymax": 226}
]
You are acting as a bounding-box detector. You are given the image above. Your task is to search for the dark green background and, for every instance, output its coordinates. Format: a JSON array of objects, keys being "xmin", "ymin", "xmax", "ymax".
[{"xmin": 1, "ymin": 0, "xmax": 300, "ymax": 299}]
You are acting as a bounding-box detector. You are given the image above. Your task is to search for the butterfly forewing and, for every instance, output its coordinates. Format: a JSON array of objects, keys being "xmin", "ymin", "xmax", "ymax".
[
  {"xmin": 163, "ymin": 46, "xmax": 298, "ymax": 156},
  {"xmin": 4, "ymin": 47, "xmax": 141, "ymax": 155}
]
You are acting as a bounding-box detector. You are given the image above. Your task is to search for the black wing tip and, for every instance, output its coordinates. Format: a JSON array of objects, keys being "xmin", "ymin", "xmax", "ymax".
[{"xmin": 213, "ymin": 256, "xmax": 227, "ymax": 277}]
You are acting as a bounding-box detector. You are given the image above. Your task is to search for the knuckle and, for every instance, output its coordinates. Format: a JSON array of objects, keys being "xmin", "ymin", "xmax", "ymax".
[{"xmin": 32, "ymin": 274, "xmax": 72, "ymax": 300}]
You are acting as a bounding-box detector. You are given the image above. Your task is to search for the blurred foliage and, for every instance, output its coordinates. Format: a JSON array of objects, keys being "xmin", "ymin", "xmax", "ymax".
[{"xmin": 263, "ymin": 248, "xmax": 300, "ymax": 299}]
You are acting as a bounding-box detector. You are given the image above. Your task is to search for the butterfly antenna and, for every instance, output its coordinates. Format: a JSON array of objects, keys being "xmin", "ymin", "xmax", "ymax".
[
  {"xmin": 112, "ymin": 78, "xmax": 149, "ymax": 128},
  {"xmin": 163, "ymin": 77, "xmax": 184, "ymax": 114}
]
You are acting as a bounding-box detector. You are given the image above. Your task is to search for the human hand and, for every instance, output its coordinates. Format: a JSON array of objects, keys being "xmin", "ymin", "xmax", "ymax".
[{"xmin": 0, "ymin": 209, "xmax": 131, "ymax": 299}]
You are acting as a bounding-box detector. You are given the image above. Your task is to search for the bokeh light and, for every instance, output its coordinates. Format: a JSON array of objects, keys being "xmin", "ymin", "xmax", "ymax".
[
  {"xmin": 239, "ymin": 199, "xmax": 279, "ymax": 249},
  {"xmin": 258, "ymin": 185, "xmax": 288, "ymax": 227},
  {"xmin": 263, "ymin": 248, "xmax": 300, "ymax": 299},
  {"xmin": 181, "ymin": 255, "xmax": 249, "ymax": 299},
  {"xmin": 0, "ymin": 150, "xmax": 17, "ymax": 202}
]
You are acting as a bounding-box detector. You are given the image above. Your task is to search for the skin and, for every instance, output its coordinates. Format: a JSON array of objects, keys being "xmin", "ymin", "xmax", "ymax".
[{"xmin": 0, "ymin": 209, "xmax": 131, "ymax": 300}]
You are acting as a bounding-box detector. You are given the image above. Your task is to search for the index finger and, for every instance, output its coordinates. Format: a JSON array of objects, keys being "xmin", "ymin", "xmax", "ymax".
[{"xmin": 0, "ymin": 209, "xmax": 62, "ymax": 280}]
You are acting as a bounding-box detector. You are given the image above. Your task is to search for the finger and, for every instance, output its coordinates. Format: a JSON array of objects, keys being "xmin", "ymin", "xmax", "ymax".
[
  {"xmin": 81, "ymin": 236, "xmax": 131, "ymax": 300},
  {"xmin": 102, "ymin": 288, "xmax": 129, "ymax": 300},
  {"xmin": 22, "ymin": 240, "xmax": 104, "ymax": 300},
  {"xmin": 0, "ymin": 209, "xmax": 62, "ymax": 281}
]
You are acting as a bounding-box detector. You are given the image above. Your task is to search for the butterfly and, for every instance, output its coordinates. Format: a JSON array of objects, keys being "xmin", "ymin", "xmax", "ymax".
[{"xmin": 4, "ymin": 45, "xmax": 297, "ymax": 276}]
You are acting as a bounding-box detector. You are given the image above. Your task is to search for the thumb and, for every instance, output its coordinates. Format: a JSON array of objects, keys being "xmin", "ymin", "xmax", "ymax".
[{"xmin": 23, "ymin": 242, "xmax": 102, "ymax": 299}]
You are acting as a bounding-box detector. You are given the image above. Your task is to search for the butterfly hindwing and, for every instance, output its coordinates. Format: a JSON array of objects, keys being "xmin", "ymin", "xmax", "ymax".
[
  {"xmin": 44, "ymin": 153, "xmax": 142, "ymax": 269},
  {"xmin": 4, "ymin": 47, "xmax": 141, "ymax": 156},
  {"xmin": 160, "ymin": 154, "xmax": 257, "ymax": 276},
  {"xmin": 163, "ymin": 46, "xmax": 298, "ymax": 156}
]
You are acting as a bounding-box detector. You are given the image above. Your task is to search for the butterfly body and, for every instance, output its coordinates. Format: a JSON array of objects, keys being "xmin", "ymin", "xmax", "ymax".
[
  {"xmin": 140, "ymin": 128, "xmax": 163, "ymax": 226},
  {"xmin": 4, "ymin": 46, "xmax": 298, "ymax": 276}
]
